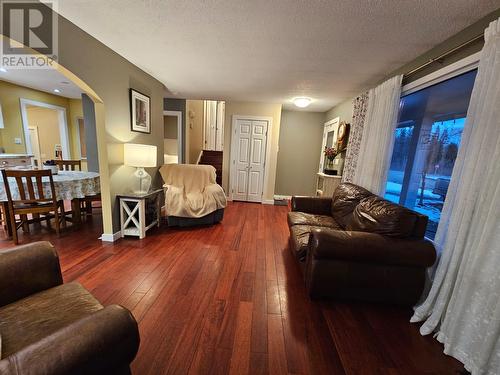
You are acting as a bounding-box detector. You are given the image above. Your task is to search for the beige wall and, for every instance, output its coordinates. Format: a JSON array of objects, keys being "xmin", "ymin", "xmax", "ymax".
[
  {"xmin": 325, "ymin": 99, "xmax": 354, "ymax": 123},
  {"xmin": 56, "ymin": 13, "xmax": 166, "ymax": 234},
  {"xmin": 0, "ymin": 80, "xmax": 72, "ymax": 154},
  {"xmin": 223, "ymin": 101, "xmax": 282, "ymax": 202},
  {"xmin": 2, "ymin": 7, "xmax": 166, "ymax": 236},
  {"xmin": 186, "ymin": 100, "xmax": 204, "ymax": 164},
  {"xmin": 163, "ymin": 115, "xmax": 178, "ymax": 139},
  {"xmin": 275, "ymin": 110, "xmax": 325, "ymax": 196},
  {"xmin": 26, "ymin": 106, "xmax": 61, "ymax": 161},
  {"xmin": 0, "ymin": 80, "xmax": 86, "ymax": 169}
]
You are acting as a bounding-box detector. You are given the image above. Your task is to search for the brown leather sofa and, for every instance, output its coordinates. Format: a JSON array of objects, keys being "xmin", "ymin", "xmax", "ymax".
[
  {"xmin": 0, "ymin": 242, "xmax": 139, "ymax": 374},
  {"xmin": 288, "ymin": 183, "xmax": 436, "ymax": 305}
]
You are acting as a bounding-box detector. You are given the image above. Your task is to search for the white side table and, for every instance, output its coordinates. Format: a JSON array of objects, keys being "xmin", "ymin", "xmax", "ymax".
[{"xmin": 118, "ymin": 189, "xmax": 162, "ymax": 239}]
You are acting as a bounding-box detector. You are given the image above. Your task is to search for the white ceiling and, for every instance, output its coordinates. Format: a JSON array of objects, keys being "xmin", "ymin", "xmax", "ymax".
[
  {"xmin": 0, "ymin": 68, "xmax": 83, "ymax": 99},
  {"xmin": 56, "ymin": 0, "xmax": 499, "ymax": 111}
]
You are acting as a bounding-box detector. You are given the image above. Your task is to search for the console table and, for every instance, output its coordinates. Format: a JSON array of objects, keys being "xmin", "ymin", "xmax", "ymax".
[
  {"xmin": 118, "ymin": 189, "xmax": 162, "ymax": 239},
  {"xmin": 316, "ymin": 173, "xmax": 342, "ymax": 197}
]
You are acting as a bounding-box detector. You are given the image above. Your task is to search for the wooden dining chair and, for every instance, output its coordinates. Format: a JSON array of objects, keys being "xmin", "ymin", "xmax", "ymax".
[
  {"xmin": 55, "ymin": 159, "xmax": 82, "ymax": 171},
  {"xmin": 1, "ymin": 169, "xmax": 66, "ymax": 244}
]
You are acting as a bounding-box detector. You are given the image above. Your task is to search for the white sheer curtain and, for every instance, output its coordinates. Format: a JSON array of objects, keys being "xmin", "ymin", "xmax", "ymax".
[
  {"xmin": 411, "ymin": 18, "xmax": 500, "ymax": 375},
  {"xmin": 353, "ymin": 75, "xmax": 402, "ymax": 195}
]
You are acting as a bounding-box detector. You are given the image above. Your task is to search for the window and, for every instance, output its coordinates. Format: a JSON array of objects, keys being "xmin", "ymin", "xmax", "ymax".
[{"xmin": 385, "ymin": 69, "xmax": 477, "ymax": 239}]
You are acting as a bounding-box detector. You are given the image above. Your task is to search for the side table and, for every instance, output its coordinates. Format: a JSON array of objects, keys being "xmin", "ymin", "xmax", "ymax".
[{"xmin": 118, "ymin": 189, "xmax": 162, "ymax": 239}]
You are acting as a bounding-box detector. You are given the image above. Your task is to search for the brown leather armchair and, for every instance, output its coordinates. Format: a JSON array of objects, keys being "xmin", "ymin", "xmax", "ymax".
[
  {"xmin": 0, "ymin": 242, "xmax": 139, "ymax": 374},
  {"xmin": 288, "ymin": 183, "xmax": 437, "ymax": 305}
]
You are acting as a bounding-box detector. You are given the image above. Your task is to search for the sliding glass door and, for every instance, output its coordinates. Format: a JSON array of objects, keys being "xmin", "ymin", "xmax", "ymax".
[{"xmin": 385, "ymin": 69, "xmax": 477, "ymax": 239}]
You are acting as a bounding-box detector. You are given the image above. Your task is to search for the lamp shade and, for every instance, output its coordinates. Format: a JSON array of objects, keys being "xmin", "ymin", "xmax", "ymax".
[{"xmin": 124, "ymin": 143, "xmax": 157, "ymax": 168}]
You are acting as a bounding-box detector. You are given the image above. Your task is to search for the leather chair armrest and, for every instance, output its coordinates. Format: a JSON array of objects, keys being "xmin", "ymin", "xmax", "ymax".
[
  {"xmin": 308, "ymin": 228, "xmax": 436, "ymax": 267},
  {"xmin": 291, "ymin": 196, "xmax": 332, "ymax": 215},
  {"xmin": 0, "ymin": 241, "xmax": 63, "ymax": 307},
  {"xmin": 0, "ymin": 305, "xmax": 140, "ymax": 375}
]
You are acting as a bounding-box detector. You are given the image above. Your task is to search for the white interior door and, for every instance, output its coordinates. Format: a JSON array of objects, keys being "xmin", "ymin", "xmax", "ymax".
[
  {"xmin": 28, "ymin": 126, "xmax": 42, "ymax": 167},
  {"xmin": 231, "ymin": 118, "xmax": 268, "ymax": 202}
]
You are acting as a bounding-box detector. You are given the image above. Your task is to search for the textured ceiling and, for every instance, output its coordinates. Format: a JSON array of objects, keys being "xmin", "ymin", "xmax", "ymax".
[{"xmin": 56, "ymin": 1, "xmax": 499, "ymax": 111}]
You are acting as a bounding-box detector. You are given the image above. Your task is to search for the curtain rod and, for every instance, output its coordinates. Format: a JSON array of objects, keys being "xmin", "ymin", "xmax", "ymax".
[{"xmin": 404, "ymin": 33, "xmax": 484, "ymax": 78}]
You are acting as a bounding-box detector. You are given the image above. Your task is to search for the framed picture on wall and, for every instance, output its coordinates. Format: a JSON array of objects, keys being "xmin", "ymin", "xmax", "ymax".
[{"xmin": 130, "ymin": 89, "xmax": 151, "ymax": 133}]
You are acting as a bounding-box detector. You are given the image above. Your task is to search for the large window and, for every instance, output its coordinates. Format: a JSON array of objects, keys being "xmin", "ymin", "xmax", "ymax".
[{"xmin": 385, "ymin": 69, "xmax": 477, "ymax": 239}]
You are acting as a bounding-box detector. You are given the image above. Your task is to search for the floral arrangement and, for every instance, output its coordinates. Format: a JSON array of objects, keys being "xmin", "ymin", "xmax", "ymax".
[{"xmin": 324, "ymin": 146, "xmax": 338, "ymax": 161}]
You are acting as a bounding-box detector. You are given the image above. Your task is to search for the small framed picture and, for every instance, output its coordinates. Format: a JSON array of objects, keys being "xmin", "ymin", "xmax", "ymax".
[{"xmin": 130, "ymin": 89, "xmax": 151, "ymax": 133}]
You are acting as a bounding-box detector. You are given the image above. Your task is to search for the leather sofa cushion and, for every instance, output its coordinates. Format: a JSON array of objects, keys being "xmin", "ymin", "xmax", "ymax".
[
  {"xmin": 347, "ymin": 196, "xmax": 418, "ymax": 238},
  {"xmin": 287, "ymin": 212, "xmax": 339, "ymax": 228},
  {"xmin": 331, "ymin": 183, "xmax": 373, "ymax": 228},
  {"xmin": 0, "ymin": 282, "xmax": 102, "ymax": 358}
]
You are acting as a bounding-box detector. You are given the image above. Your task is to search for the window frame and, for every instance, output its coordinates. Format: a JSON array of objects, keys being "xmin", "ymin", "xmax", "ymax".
[
  {"xmin": 402, "ymin": 52, "xmax": 480, "ymax": 96},
  {"xmin": 388, "ymin": 52, "xmax": 481, "ymax": 239}
]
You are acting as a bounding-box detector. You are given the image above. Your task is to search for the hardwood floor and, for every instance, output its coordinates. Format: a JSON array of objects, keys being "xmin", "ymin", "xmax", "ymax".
[{"xmin": 0, "ymin": 202, "xmax": 464, "ymax": 374}]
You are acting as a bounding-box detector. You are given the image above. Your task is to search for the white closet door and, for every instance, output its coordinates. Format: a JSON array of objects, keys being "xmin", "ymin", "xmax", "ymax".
[
  {"xmin": 231, "ymin": 118, "xmax": 268, "ymax": 202},
  {"xmin": 246, "ymin": 120, "xmax": 268, "ymax": 202},
  {"xmin": 232, "ymin": 119, "xmax": 252, "ymax": 201}
]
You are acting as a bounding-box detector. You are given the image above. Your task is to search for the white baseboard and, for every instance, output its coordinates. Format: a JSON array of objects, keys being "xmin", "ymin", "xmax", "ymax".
[
  {"xmin": 262, "ymin": 199, "xmax": 274, "ymax": 205},
  {"xmin": 100, "ymin": 231, "xmax": 121, "ymax": 242},
  {"xmin": 274, "ymin": 195, "xmax": 292, "ymax": 200}
]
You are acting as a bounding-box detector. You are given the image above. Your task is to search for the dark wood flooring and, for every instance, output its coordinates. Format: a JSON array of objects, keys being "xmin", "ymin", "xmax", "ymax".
[{"xmin": 0, "ymin": 202, "xmax": 465, "ymax": 374}]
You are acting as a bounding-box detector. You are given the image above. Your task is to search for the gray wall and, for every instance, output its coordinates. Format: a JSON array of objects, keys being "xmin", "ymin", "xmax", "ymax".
[
  {"xmin": 275, "ymin": 110, "xmax": 325, "ymax": 196},
  {"xmin": 325, "ymin": 99, "xmax": 354, "ymax": 124},
  {"xmin": 163, "ymin": 115, "xmax": 178, "ymax": 139},
  {"xmin": 54, "ymin": 10, "xmax": 167, "ymax": 235},
  {"xmin": 164, "ymin": 98, "xmax": 186, "ymax": 163}
]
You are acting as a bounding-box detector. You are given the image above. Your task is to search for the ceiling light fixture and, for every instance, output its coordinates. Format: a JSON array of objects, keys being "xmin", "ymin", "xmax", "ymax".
[
  {"xmin": 293, "ymin": 97, "xmax": 312, "ymax": 108},
  {"xmin": 53, "ymin": 89, "xmax": 61, "ymax": 93},
  {"xmin": 0, "ymin": 68, "xmax": 7, "ymax": 73}
]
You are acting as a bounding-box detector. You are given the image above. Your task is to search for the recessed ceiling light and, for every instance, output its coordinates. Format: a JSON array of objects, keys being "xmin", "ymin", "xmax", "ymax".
[
  {"xmin": 0, "ymin": 68, "xmax": 7, "ymax": 73},
  {"xmin": 293, "ymin": 97, "xmax": 312, "ymax": 108},
  {"xmin": 53, "ymin": 89, "xmax": 61, "ymax": 93}
]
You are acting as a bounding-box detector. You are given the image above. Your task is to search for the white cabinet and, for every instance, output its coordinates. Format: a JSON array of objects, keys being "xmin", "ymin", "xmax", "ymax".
[
  {"xmin": 203, "ymin": 101, "xmax": 225, "ymax": 151},
  {"xmin": 316, "ymin": 173, "xmax": 342, "ymax": 197}
]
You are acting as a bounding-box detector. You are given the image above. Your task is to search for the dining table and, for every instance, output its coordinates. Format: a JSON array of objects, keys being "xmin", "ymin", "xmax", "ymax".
[{"xmin": 0, "ymin": 170, "xmax": 100, "ymax": 234}]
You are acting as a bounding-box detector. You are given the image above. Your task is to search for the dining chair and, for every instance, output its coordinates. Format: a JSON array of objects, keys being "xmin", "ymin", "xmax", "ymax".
[
  {"xmin": 1, "ymin": 169, "xmax": 66, "ymax": 244},
  {"xmin": 55, "ymin": 159, "xmax": 82, "ymax": 171},
  {"xmin": 81, "ymin": 194, "xmax": 101, "ymax": 221}
]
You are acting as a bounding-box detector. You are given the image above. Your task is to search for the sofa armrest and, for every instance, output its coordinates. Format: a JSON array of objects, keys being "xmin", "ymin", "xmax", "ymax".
[
  {"xmin": 0, "ymin": 305, "xmax": 140, "ymax": 375},
  {"xmin": 0, "ymin": 241, "xmax": 63, "ymax": 307},
  {"xmin": 291, "ymin": 196, "xmax": 332, "ymax": 215},
  {"xmin": 308, "ymin": 228, "xmax": 436, "ymax": 267}
]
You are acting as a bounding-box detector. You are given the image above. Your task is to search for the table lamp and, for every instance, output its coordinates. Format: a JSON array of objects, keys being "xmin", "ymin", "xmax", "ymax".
[{"xmin": 124, "ymin": 143, "xmax": 157, "ymax": 194}]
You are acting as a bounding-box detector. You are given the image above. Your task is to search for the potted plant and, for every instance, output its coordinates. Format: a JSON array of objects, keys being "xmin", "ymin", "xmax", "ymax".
[
  {"xmin": 323, "ymin": 146, "xmax": 338, "ymax": 175},
  {"xmin": 43, "ymin": 160, "xmax": 58, "ymax": 175}
]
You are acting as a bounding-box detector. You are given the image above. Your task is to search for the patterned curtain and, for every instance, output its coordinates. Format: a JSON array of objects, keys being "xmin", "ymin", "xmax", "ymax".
[{"xmin": 341, "ymin": 92, "xmax": 369, "ymax": 183}]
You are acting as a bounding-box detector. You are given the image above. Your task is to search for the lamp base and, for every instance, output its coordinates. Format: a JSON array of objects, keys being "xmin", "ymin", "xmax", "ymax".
[{"xmin": 131, "ymin": 167, "xmax": 152, "ymax": 195}]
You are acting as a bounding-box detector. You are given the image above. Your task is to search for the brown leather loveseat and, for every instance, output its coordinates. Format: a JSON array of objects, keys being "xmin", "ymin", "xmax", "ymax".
[
  {"xmin": 0, "ymin": 242, "xmax": 139, "ymax": 374},
  {"xmin": 288, "ymin": 183, "xmax": 436, "ymax": 305}
]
